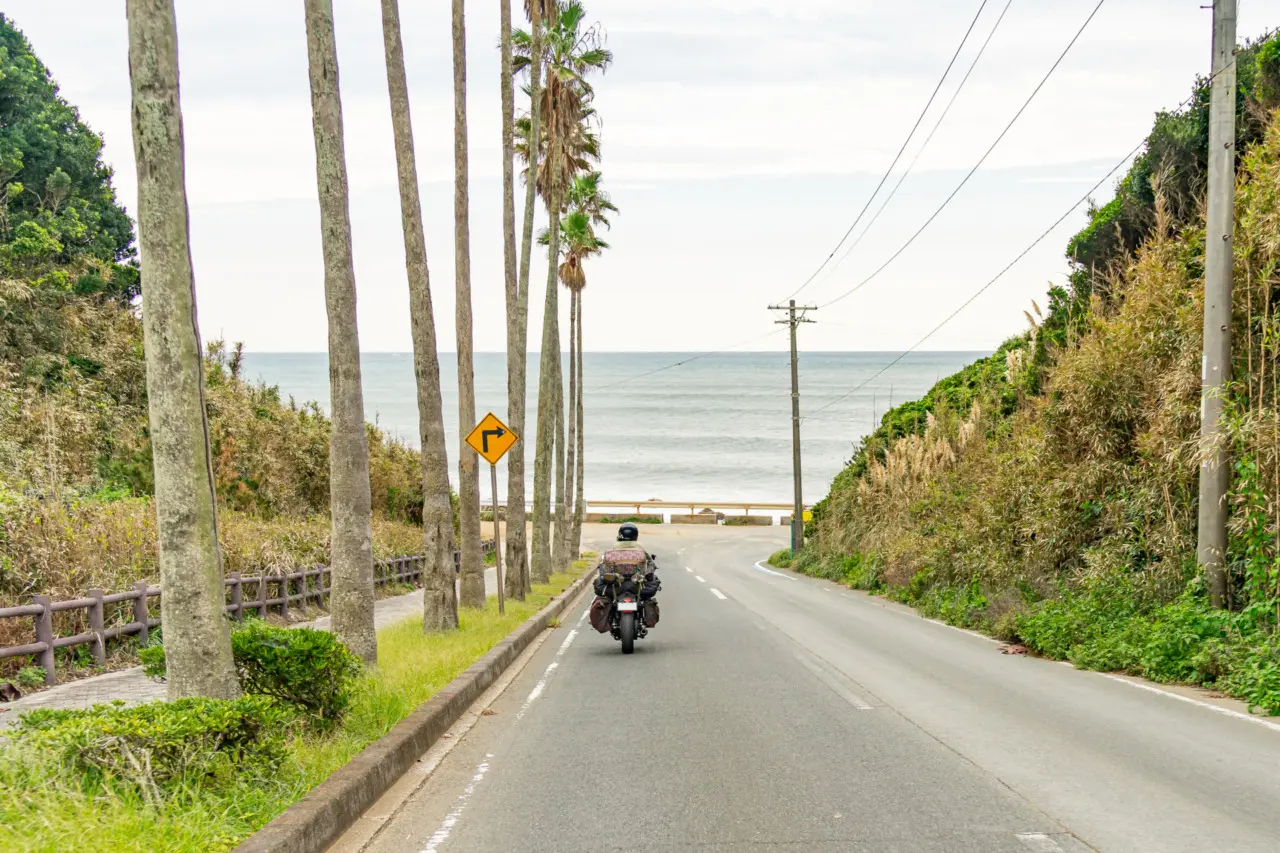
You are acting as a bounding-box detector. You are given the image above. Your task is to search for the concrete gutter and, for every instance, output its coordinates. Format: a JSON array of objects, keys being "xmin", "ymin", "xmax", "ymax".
[{"xmin": 233, "ymin": 569, "xmax": 595, "ymax": 853}]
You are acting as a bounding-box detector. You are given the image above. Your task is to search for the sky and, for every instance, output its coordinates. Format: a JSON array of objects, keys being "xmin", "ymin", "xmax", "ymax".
[{"xmin": 6, "ymin": 0, "xmax": 1280, "ymax": 353}]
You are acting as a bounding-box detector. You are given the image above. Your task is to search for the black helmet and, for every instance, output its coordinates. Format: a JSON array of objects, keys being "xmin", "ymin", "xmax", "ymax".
[{"xmin": 617, "ymin": 522, "xmax": 639, "ymax": 542}]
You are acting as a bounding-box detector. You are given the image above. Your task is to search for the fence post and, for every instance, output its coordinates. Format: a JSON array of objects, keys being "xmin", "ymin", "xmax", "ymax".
[
  {"xmin": 33, "ymin": 594, "xmax": 55, "ymax": 686},
  {"xmin": 229, "ymin": 573, "xmax": 243, "ymax": 622},
  {"xmin": 132, "ymin": 582, "xmax": 150, "ymax": 646},
  {"xmin": 280, "ymin": 574, "xmax": 290, "ymax": 620},
  {"xmin": 87, "ymin": 588, "xmax": 106, "ymax": 666},
  {"xmin": 257, "ymin": 571, "xmax": 267, "ymax": 618}
]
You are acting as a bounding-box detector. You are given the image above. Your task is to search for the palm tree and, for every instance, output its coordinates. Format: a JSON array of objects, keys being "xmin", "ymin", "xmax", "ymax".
[
  {"xmin": 453, "ymin": 0, "xmax": 485, "ymax": 609},
  {"xmin": 302, "ymin": 0, "xmax": 377, "ymax": 664},
  {"xmin": 126, "ymin": 0, "xmax": 239, "ymax": 699},
  {"xmin": 513, "ymin": 0, "xmax": 611, "ymax": 582},
  {"xmin": 544, "ymin": 172, "xmax": 614, "ymax": 560},
  {"xmin": 562, "ymin": 172, "xmax": 615, "ymax": 555},
  {"xmin": 502, "ymin": 0, "xmax": 549, "ymax": 602},
  {"xmin": 380, "ymin": 0, "xmax": 458, "ymax": 631}
]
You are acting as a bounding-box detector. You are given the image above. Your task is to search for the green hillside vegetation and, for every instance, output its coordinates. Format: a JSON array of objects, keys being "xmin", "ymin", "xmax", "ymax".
[
  {"xmin": 0, "ymin": 16, "xmax": 428, "ymax": 673},
  {"xmin": 804, "ymin": 33, "xmax": 1280, "ymax": 715}
]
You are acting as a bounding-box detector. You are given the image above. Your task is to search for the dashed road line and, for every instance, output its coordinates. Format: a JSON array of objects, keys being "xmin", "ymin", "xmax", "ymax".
[
  {"xmin": 685, "ymin": 566, "xmax": 693, "ymax": 573},
  {"xmin": 421, "ymin": 754, "xmax": 494, "ymax": 852},
  {"xmin": 514, "ymin": 628, "xmax": 579, "ymax": 722},
  {"xmin": 1016, "ymin": 833, "xmax": 1064, "ymax": 852},
  {"xmin": 695, "ymin": 575, "xmax": 706, "ymax": 583},
  {"xmin": 709, "ymin": 588, "xmax": 727, "ymax": 600}
]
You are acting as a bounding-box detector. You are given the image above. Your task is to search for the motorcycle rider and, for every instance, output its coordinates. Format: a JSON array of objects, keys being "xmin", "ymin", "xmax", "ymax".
[{"xmin": 595, "ymin": 522, "xmax": 660, "ymax": 601}]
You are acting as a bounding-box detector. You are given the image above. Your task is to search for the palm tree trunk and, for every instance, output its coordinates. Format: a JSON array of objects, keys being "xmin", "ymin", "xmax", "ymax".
[
  {"xmin": 572, "ymin": 290, "xmax": 585, "ymax": 555},
  {"xmin": 552, "ymin": 343, "xmax": 567, "ymax": 570},
  {"xmin": 303, "ymin": 0, "xmax": 377, "ymax": 664},
  {"xmin": 453, "ymin": 0, "xmax": 485, "ymax": 609},
  {"xmin": 531, "ymin": 187, "xmax": 561, "ymax": 584},
  {"xmin": 502, "ymin": 0, "xmax": 531, "ymax": 601},
  {"xmin": 562, "ymin": 287, "xmax": 578, "ymax": 562},
  {"xmin": 126, "ymin": 0, "xmax": 239, "ymax": 699},
  {"xmin": 380, "ymin": 0, "xmax": 458, "ymax": 631}
]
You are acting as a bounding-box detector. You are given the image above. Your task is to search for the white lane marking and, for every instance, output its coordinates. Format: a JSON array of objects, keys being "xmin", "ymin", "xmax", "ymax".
[
  {"xmin": 709, "ymin": 588, "xmax": 727, "ymax": 600},
  {"xmin": 514, "ymin": 628, "xmax": 580, "ymax": 721},
  {"xmin": 577, "ymin": 609, "xmax": 588, "ymax": 624},
  {"xmin": 695, "ymin": 575, "xmax": 706, "ymax": 583},
  {"xmin": 752, "ymin": 560, "xmax": 797, "ymax": 580},
  {"xmin": 421, "ymin": 754, "xmax": 494, "ymax": 852},
  {"xmin": 685, "ymin": 566, "xmax": 693, "ymax": 573},
  {"xmin": 557, "ymin": 628, "xmax": 579, "ymax": 655},
  {"xmin": 1015, "ymin": 834, "xmax": 1063, "ymax": 852},
  {"xmin": 1098, "ymin": 673, "xmax": 1280, "ymax": 733},
  {"xmin": 793, "ymin": 652, "xmax": 873, "ymax": 710}
]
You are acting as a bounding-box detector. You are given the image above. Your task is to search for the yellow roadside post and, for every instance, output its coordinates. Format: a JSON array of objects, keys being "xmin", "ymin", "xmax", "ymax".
[{"xmin": 465, "ymin": 412, "xmax": 519, "ymax": 615}]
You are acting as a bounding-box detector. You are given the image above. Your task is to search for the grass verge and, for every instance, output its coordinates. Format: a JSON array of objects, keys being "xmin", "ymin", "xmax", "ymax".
[{"xmin": 0, "ymin": 572, "xmax": 577, "ymax": 853}]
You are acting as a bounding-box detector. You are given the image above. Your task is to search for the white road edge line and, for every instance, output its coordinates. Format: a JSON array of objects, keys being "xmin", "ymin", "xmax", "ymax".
[
  {"xmin": 709, "ymin": 588, "xmax": 727, "ymax": 600},
  {"xmin": 514, "ymin": 628, "xmax": 580, "ymax": 722},
  {"xmin": 695, "ymin": 575, "xmax": 706, "ymax": 583},
  {"xmin": 1098, "ymin": 672, "xmax": 1280, "ymax": 733},
  {"xmin": 420, "ymin": 754, "xmax": 494, "ymax": 852},
  {"xmin": 1015, "ymin": 833, "xmax": 1064, "ymax": 852},
  {"xmin": 752, "ymin": 560, "xmax": 797, "ymax": 580},
  {"xmin": 793, "ymin": 652, "xmax": 873, "ymax": 711}
]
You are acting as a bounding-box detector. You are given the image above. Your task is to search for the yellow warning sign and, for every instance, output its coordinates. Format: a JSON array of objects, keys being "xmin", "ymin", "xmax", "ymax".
[{"xmin": 465, "ymin": 412, "xmax": 518, "ymax": 466}]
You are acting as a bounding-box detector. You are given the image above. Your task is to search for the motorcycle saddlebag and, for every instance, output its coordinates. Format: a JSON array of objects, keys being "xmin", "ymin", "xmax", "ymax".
[
  {"xmin": 643, "ymin": 599, "xmax": 659, "ymax": 628},
  {"xmin": 589, "ymin": 596, "xmax": 612, "ymax": 633}
]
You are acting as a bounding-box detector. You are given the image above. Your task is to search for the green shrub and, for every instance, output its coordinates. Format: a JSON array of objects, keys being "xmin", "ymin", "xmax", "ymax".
[
  {"xmin": 768, "ymin": 548, "xmax": 792, "ymax": 568},
  {"xmin": 1222, "ymin": 635, "xmax": 1280, "ymax": 715},
  {"xmin": 232, "ymin": 621, "xmax": 361, "ymax": 728},
  {"xmin": 10, "ymin": 697, "xmax": 286, "ymax": 799},
  {"xmin": 15, "ymin": 666, "xmax": 45, "ymax": 688},
  {"xmin": 140, "ymin": 621, "xmax": 363, "ymax": 730}
]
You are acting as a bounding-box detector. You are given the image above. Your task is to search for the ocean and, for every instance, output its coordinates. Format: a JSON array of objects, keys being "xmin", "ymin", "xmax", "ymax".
[{"xmin": 239, "ymin": 351, "xmax": 987, "ymax": 505}]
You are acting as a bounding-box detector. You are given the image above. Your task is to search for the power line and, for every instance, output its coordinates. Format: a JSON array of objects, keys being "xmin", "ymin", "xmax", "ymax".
[
  {"xmin": 784, "ymin": 0, "xmax": 992, "ymax": 301},
  {"xmin": 802, "ymin": 5, "xmax": 1239, "ymax": 424},
  {"xmin": 803, "ymin": 139, "xmax": 1141, "ymax": 421},
  {"xmin": 807, "ymin": 0, "xmax": 1016, "ymax": 296},
  {"xmin": 818, "ymin": 0, "xmax": 1107, "ymax": 310},
  {"xmin": 586, "ymin": 327, "xmax": 786, "ymax": 393}
]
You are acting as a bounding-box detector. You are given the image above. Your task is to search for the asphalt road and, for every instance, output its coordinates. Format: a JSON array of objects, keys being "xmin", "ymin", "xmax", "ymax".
[{"xmin": 351, "ymin": 524, "xmax": 1280, "ymax": 853}]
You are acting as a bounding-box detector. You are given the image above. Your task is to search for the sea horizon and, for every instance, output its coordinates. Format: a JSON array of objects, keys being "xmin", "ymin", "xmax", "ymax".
[{"xmin": 240, "ymin": 350, "xmax": 990, "ymax": 505}]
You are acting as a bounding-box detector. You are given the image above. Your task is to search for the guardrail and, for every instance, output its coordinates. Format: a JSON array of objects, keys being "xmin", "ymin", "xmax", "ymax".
[{"xmin": 1, "ymin": 542, "xmax": 494, "ymax": 688}]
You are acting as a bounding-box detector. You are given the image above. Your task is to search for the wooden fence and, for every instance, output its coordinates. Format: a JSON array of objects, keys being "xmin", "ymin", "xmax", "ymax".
[{"xmin": 0, "ymin": 543, "xmax": 493, "ymax": 687}]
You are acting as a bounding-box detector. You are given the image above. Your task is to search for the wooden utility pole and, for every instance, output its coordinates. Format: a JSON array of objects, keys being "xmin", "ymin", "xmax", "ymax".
[
  {"xmin": 1197, "ymin": 0, "xmax": 1237, "ymax": 609},
  {"xmin": 769, "ymin": 300, "xmax": 815, "ymax": 553}
]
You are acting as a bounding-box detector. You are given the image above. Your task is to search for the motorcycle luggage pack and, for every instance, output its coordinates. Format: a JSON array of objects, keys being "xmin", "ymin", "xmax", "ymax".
[
  {"xmin": 602, "ymin": 548, "xmax": 647, "ymax": 575},
  {"xmin": 643, "ymin": 599, "xmax": 659, "ymax": 628},
  {"xmin": 589, "ymin": 596, "xmax": 611, "ymax": 633}
]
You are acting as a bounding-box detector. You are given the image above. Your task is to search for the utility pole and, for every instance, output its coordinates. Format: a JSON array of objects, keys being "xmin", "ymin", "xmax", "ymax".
[
  {"xmin": 769, "ymin": 300, "xmax": 815, "ymax": 553},
  {"xmin": 1198, "ymin": 0, "xmax": 1237, "ymax": 609}
]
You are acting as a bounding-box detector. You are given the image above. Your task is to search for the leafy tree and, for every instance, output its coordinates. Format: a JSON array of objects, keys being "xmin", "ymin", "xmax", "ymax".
[{"xmin": 0, "ymin": 14, "xmax": 136, "ymax": 299}]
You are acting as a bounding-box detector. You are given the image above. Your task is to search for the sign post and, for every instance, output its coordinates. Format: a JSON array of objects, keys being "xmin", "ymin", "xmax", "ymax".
[{"xmin": 464, "ymin": 412, "xmax": 519, "ymax": 615}]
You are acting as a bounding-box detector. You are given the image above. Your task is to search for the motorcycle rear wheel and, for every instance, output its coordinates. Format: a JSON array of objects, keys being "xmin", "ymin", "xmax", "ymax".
[{"xmin": 619, "ymin": 612, "xmax": 635, "ymax": 655}]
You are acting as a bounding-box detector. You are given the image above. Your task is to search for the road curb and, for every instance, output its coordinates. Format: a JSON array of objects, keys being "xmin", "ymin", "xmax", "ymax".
[{"xmin": 233, "ymin": 568, "xmax": 595, "ymax": 853}]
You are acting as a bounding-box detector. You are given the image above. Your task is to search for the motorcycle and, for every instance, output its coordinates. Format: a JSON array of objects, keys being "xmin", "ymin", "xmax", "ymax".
[{"xmin": 589, "ymin": 547, "xmax": 660, "ymax": 654}]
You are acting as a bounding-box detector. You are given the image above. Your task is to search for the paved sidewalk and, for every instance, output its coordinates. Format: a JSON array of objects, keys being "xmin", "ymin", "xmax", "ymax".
[{"xmin": 0, "ymin": 570, "xmax": 502, "ymax": 728}]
